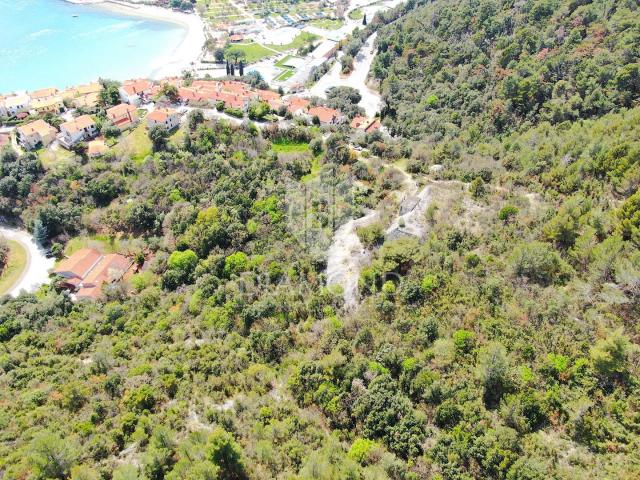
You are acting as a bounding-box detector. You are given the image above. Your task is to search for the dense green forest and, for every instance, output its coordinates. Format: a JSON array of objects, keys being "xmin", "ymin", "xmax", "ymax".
[{"xmin": 1, "ymin": 0, "xmax": 640, "ymax": 479}]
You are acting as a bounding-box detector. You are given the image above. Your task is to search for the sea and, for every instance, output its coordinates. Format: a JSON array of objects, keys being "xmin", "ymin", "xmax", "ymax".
[{"xmin": 0, "ymin": 0, "xmax": 187, "ymax": 93}]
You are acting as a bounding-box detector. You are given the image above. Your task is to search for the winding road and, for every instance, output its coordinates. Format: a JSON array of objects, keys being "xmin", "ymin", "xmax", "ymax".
[
  {"xmin": 309, "ymin": 32, "xmax": 382, "ymax": 118},
  {"xmin": 0, "ymin": 226, "xmax": 54, "ymax": 297}
]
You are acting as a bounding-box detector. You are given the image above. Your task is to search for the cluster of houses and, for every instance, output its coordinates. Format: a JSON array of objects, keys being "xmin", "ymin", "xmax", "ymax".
[
  {"xmin": 0, "ymin": 83, "xmax": 103, "ymax": 119},
  {"xmin": 4, "ymin": 76, "xmax": 380, "ymax": 153}
]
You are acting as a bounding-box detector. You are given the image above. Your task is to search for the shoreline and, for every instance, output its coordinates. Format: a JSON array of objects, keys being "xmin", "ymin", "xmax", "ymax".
[{"xmin": 68, "ymin": 0, "xmax": 206, "ymax": 80}]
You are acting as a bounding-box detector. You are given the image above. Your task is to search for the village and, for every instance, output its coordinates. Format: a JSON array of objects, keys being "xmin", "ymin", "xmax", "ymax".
[{"xmin": 0, "ymin": 0, "xmax": 400, "ymax": 302}]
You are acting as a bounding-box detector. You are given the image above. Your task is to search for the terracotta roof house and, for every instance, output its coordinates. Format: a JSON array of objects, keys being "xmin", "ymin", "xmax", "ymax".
[
  {"xmin": 119, "ymin": 79, "xmax": 154, "ymax": 106},
  {"xmin": 229, "ymin": 34, "xmax": 244, "ymax": 42},
  {"xmin": 30, "ymin": 87, "xmax": 59, "ymax": 100},
  {"xmin": 147, "ymin": 108, "xmax": 180, "ymax": 131},
  {"xmin": 87, "ymin": 139, "xmax": 108, "ymax": 158},
  {"xmin": 350, "ymin": 116, "xmax": 382, "ymax": 133},
  {"xmin": 31, "ymin": 96, "xmax": 65, "ymax": 115},
  {"xmin": 16, "ymin": 119, "xmax": 57, "ymax": 150},
  {"xmin": 106, "ymin": 103, "xmax": 139, "ymax": 131},
  {"xmin": 350, "ymin": 116, "xmax": 369, "ymax": 129},
  {"xmin": 365, "ymin": 119, "xmax": 381, "ymax": 134},
  {"xmin": 285, "ymin": 96, "xmax": 310, "ymax": 116},
  {"xmin": 59, "ymin": 115, "xmax": 98, "ymax": 148},
  {"xmin": 54, "ymin": 249, "xmax": 133, "ymax": 300},
  {"xmin": 307, "ymin": 106, "xmax": 343, "ymax": 125},
  {"xmin": 54, "ymin": 248, "xmax": 103, "ymax": 281}
]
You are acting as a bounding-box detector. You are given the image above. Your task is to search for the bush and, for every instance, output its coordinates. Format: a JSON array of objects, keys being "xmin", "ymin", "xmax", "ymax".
[
  {"xmin": 510, "ymin": 242, "xmax": 568, "ymax": 286},
  {"xmin": 498, "ymin": 205, "xmax": 519, "ymax": 222}
]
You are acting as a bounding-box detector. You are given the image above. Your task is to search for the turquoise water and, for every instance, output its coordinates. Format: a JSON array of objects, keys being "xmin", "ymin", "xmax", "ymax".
[{"xmin": 0, "ymin": 0, "xmax": 186, "ymax": 93}]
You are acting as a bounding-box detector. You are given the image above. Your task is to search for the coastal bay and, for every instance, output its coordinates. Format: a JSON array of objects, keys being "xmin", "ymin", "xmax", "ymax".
[{"xmin": 0, "ymin": 0, "xmax": 205, "ymax": 93}]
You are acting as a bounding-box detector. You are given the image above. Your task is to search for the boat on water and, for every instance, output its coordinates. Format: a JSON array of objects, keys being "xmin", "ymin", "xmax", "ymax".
[{"xmin": 72, "ymin": 14, "xmax": 79, "ymax": 18}]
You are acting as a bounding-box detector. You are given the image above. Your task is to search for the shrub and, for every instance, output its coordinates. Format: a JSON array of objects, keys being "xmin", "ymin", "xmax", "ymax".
[
  {"xmin": 510, "ymin": 242, "xmax": 568, "ymax": 286},
  {"xmin": 498, "ymin": 205, "xmax": 519, "ymax": 222}
]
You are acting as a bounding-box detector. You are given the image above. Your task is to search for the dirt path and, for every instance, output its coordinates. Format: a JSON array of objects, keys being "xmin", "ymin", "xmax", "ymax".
[{"xmin": 326, "ymin": 210, "xmax": 379, "ymax": 309}]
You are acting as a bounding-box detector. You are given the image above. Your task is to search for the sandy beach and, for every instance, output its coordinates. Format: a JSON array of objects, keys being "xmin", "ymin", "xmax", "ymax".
[{"xmin": 77, "ymin": 1, "xmax": 206, "ymax": 79}]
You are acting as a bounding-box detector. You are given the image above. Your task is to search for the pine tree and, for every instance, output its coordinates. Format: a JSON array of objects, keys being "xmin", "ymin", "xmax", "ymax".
[
  {"xmin": 363, "ymin": 14, "xmax": 367, "ymax": 25},
  {"xmin": 33, "ymin": 218, "xmax": 48, "ymax": 246}
]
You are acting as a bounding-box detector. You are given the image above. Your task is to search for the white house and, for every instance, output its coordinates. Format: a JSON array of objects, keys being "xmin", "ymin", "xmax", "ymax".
[
  {"xmin": 59, "ymin": 115, "xmax": 98, "ymax": 148},
  {"xmin": 2, "ymin": 94, "xmax": 31, "ymax": 117},
  {"xmin": 146, "ymin": 108, "xmax": 180, "ymax": 131},
  {"xmin": 118, "ymin": 79, "xmax": 154, "ymax": 106}
]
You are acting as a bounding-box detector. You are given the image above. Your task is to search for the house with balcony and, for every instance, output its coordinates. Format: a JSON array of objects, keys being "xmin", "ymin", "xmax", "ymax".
[
  {"xmin": 16, "ymin": 119, "xmax": 57, "ymax": 150},
  {"xmin": 59, "ymin": 115, "xmax": 98, "ymax": 148},
  {"xmin": 146, "ymin": 108, "xmax": 181, "ymax": 131},
  {"xmin": 2, "ymin": 94, "xmax": 31, "ymax": 117}
]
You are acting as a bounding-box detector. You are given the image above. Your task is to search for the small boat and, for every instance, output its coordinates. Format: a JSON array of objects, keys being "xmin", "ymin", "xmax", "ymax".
[{"xmin": 72, "ymin": 14, "xmax": 79, "ymax": 18}]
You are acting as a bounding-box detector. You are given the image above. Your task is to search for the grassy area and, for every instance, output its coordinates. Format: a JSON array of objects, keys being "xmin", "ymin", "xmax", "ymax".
[
  {"xmin": 272, "ymin": 139, "xmax": 309, "ymax": 153},
  {"xmin": 65, "ymin": 235, "xmax": 123, "ymax": 256},
  {"xmin": 348, "ymin": 8, "xmax": 364, "ymax": 20},
  {"xmin": 301, "ymin": 157, "xmax": 321, "ymax": 183},
  {"xmin": 112, "ymin": 123, "xmax": 152, "ymax": 164},
  {"xmin": 267, "ymin": 32, "xmax": 320, "ymax": 53},
  {"xmin": 225, "ymin": 43, "xmax": 274, "ymax": 63},
  {"xmin": 310, "ymin": 18, "xmax": 344, "ymax": 30},
  {"xmin": 275, "ymin": 69, "xmax": 295, "ymax": 81},
  {"xmin": 38, "ymin": 146, "xmax": 77, "ymax": 169},
  {"xmin": 275, "ymin": 55, "xmax": 294, "ymax": 68},
  {"xmin": 0, "ymin": 240, "xmax": 28, "ymax": 296}
]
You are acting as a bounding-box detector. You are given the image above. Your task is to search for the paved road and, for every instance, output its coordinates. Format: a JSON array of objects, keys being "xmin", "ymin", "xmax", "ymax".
[
  {"xmin": 0, "ymin": 226, "xmax": 54, "ymax": 297},
  {"xmin": 308, "ymin": 32, "xmax": 382, "ymax": 117}
]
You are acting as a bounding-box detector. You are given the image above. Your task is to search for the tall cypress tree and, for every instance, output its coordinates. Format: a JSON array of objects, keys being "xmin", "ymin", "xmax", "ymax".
[
  {"xmin": 230, "ymin": 63, "xmax": 235, "ymax": 76},
  {"xmin": 363, "ymin": 14, "xmax": 367, "ymax": 25},
  {"xmin": 239, "ymin": 61, "xmax": 244, "ymax": 76},
  {"xmin": 226, "ymin": 60, "xmax": 230, "ymax": 76}
]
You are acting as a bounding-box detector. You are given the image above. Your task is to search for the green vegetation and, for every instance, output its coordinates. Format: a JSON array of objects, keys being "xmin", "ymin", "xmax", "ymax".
[
  {"xmin": 0, "ymin": 239, "xmax": 27, "ymax": 296},
  {"xmin": 348, "ymin": 8, "xmax": 363, "ymax": 20},
  {"xmin": 274, "ymin": 68, "xmax": 295, "ymax": 82},
  {"xmin": 271, "ymin": 139, "xmax": 309, "ymax": 153},
  {"xmin": 310, "ymin": 18, "xmax": 344, "ymax": 30},
  {"xmin": 266, "ymin": 32, "xmax": 320, "ymax": 53},
  {"xmin": 112, "ymin": 123, "xmax": 152, "ymax": 164},
  {"xmin": 1, "ymin": 0, "xmax": 640, "ymax": 479},
  {"xmin": 224, "ymin": 42, "xmax": 273, "ymax": 64}
]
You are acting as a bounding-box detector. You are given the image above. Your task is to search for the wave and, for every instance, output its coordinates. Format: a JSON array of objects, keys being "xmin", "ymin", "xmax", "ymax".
[{"xmin": 29, "ymin": 28, "xmax": 55, "ymax": 39}]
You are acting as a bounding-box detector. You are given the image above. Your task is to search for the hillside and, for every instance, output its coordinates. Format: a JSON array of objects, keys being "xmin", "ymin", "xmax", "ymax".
[
  {"xmin": 1, "ymin": 0, "xmax": 640, "ymax": 479},
  {"xmin": 372, "ymin": 0, "xmax": 640, "ymax": 140}
]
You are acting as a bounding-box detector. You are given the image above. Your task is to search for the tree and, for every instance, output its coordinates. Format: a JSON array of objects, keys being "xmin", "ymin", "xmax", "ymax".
[
  {"xmin": 226, "ymin": 60, "xmax": 230, "ymax": 76},
  {"xmin": 215, "ymin": 48, "xmax": 225, "ymax": 63},
  {"xmin": 590, "ymin": 329, "xmax": 630, "ymax": 383},
  {"xmin": 618, "ymin": 189, "xmax": 640, "ymax": 245},
  {"xmin": 479, "ymin": 343, "xmax": 510, "ymax": 408},
  {"xmin": 148, "ymin": 125, "xmax": 170, "ymax": 152},
  {"xmin": 187, "ymin": 109, "xmax": 205, "ymax": 131},
  {"xmin": 230, "ymin": 63, "xmax": 235, "ymax": 76},
  {"xmin": 510, "ymin": 242, "xmax": 567, "ymax": 286},
  {"xmin": 362, "ymin": 13, "xmax": 367, "ymax": 25},
  {"xmin": 29, "ymin": 432, "xmax": 78, "ymax": 480},
  {"xmin": 98, "ymin": 79, "xmax": 121, "ymax": 107},
  {"xmin": 156, "ymin": 83, "xmax": 179, "ymax": 103},
  {"xmin": 239, "ymin": 60, "xmax": 244, "ymax": 76},
  {"xmin": 207, "ymin": 428, "xmax": 247, "ymax": 479}
]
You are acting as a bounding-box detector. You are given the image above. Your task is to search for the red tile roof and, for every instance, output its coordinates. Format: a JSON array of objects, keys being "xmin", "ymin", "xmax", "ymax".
[{"xmin": 54, "ymin": 248, "xmax": 102, "ymax": 280}]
